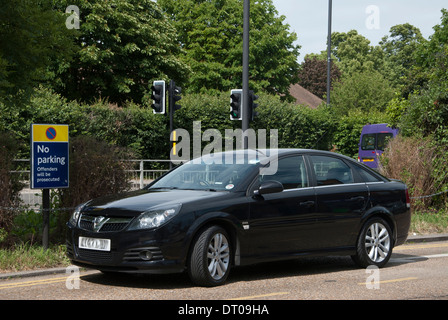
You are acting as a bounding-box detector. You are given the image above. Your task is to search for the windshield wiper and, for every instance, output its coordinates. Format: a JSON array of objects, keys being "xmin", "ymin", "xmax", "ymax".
[
  {"xmin": 149, "ymin": 186, "xmax": 179, "ymax": 190},
  {"xmin": 150, "ymin": 186, "xmax": 221, "ymax": 192}
]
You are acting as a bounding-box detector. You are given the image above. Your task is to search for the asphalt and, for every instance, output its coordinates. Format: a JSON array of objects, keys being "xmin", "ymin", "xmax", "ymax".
[{"xmin": 1, "ymin": 233, "xmax": 448, "ymax": 281}]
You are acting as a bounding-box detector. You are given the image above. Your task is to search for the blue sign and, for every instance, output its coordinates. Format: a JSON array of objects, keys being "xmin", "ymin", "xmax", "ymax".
[{"xmin": 31, "ymin": 124, "xmax": 69, "ymax": 189}]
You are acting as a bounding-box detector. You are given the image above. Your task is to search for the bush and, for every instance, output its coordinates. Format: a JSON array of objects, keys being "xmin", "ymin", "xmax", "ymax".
[
  {"xmin": 3, "ymin": 86, "xmax": 340, "ymax": 161},
  {"xmin": 330, "ymin": 70, "xmax": 395, "ymax": 117},
  {"xmin": 253, "ymin": 94, "xmax": 335, "ymax": 150},
  {"xmin": 0, "ymin": 133, "xmax": 24, "ymax": 247},
  {"xmin": 398, "ymin": 81, "xmax": 448, "ymax": 145},
  {"xmin": 379, "ymin": 135, "xmax": 448, "ymax": 210},
  {"xmin": 57, "ymin": 135, "xmax": 135, "ymax": 206},
  {"xmin": 51, "ymin": 135, "xmax": 135, "ymax": 242}
]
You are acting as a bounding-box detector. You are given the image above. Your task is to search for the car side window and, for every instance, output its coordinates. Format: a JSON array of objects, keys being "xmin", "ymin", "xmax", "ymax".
[
  {"xmin": 310, "ymin": 155, "xmax": 354, "ymax": 186},
  {"xmin": 259, "ymin": 155, "xmax": 309, "ymax": 190}
]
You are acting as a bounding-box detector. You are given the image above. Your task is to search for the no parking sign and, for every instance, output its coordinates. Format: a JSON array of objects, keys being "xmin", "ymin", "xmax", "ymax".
[{"xmin": 31, "ymin": 124, "xmax": 69, "ymax": 189}]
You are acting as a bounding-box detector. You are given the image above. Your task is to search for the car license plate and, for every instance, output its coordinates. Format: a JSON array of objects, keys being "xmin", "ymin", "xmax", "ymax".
[
  {"xmin": 363, "ymin": 158, "xmax": 374, "ymax": 162},
  {"xmin": 79, "ymin": 236, "xmax": 111, "ymax": 251}
]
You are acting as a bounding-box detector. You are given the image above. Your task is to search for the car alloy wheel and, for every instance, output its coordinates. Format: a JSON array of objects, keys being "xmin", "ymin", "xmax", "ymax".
[
  {"xmin": 207, "ymin": 232, "xmax": 230, "ymax": 280},
  {"xmin": 365, "ymin": 221, "xmax": 391, "ymax": 263},
  {"xmin": 352, "ymin": 217, "xmax": 393, "ymax": 268},
  {"xmin": 188, "ymin": 225, "xmax": 232, "ymax": 286}
]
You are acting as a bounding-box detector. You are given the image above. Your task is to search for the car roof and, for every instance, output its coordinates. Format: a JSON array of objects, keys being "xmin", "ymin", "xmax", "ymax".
[
  {"xmin": 211, "ymin": 148, "xmax": 359, "ymax": 166},
  {"xmin": 256, "ymin": 148, "xmax": 354, "ymax": 159}
]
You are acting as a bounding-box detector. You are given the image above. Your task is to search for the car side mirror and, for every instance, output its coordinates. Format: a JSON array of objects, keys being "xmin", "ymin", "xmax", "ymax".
[{"xmin": 253, "ymin": 180, "xmax": 284, "ymax": 196}]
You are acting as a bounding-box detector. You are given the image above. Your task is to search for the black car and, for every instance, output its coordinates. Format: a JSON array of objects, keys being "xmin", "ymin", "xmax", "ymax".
[{"xmin": 66, "ymin": 149, "xmax": 411, "ymax": 286}]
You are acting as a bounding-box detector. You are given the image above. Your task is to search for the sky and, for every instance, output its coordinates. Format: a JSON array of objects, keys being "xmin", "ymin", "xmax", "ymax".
[{"xmin": 271, "ymin": 0, "xmax": 447, "ymax": 62}]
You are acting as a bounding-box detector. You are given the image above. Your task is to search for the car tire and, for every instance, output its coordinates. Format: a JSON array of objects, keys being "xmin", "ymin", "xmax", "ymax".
[
  {"xmin": 188, "ymin": 225, "xmax": 232, "ymax": 287},
  {"xmin": 352, "ymin": 217, "xmax": 393, "ymax": 268}
]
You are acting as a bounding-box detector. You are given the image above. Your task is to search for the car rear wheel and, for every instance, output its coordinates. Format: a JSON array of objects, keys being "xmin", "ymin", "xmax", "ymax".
[
  {"xmin": 352, "ymin": 217, "xmax": 393, "ymax": 268},
  {"xmin": 188, "ymin": 225, "xmax": 231, "ymax": 287}
]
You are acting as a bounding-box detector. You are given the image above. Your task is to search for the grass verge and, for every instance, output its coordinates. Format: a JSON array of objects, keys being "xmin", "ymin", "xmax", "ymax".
[
  {"xmin": 0, "ymin": 243, "xmax": 71, "ymax": 273},
  {"xmin": 410, "ymin": 209, "xmax": 448, "ymax": 235}
]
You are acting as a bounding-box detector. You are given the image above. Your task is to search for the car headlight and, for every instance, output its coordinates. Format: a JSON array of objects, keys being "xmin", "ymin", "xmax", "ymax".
[
  {"xmin": 69, "ymin": 202, "xmax": 88, "ymax": 226},
  {"xmin": 128, "ymin": 204, "xmax": 182, "ymax": 230}
]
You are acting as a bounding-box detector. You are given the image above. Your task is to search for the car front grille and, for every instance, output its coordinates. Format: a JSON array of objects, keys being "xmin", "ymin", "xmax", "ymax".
[
  {"xmin": 73, "ymin": 246, "xmax": 164, "ymax": 264},
  {"xmin": 79, "ymin": 214, "xmax": 133, "ymax": 233},
  {"xmin": 77, "ymin": 248, "xmax": 115, "ymax": 263}
]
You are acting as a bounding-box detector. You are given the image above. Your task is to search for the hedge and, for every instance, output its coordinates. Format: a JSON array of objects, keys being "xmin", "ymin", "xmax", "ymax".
[{"xmin": 0, "ymin": 86, "xmax": 339, "ymax": 160}]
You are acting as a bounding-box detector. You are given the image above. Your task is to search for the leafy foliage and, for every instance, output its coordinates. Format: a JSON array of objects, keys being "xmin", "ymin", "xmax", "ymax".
[
  {"xmin": 329, "ymin": 30, "xmax": 386, "ymax": 77},
  {"xmin": 0, "ymin": 133, "xmax": 23, "ymax": 247},
  {"xmin": 52, "ymin": 0, "xmax": 190, "ymax": 104},
  {"xmin": 157, "ymin": 0, "xmax": 300, "ymax": 97},
  {"xmin": 379, "ymin": 23, "xmax": 426, "ymax": 87},
  {"xmin": 297, "ymin": 56, "xmax": 341, "ymax": 99},
  {"xmin": 330, "ymin": 70, "xmax": 394, "ymax": 117},
  {"xmin": 0, "ymin": 0, "xmax": 76, "ymax": 98}
]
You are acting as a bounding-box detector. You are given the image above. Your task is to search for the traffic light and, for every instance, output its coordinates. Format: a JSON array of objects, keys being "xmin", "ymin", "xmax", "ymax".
[
  {"xmin": 151, "ymin": 80, "xmax": 165, "ymax": 114},
  {"xmin": 249, "ymin": 90, "xmax": 259, "ymax": 121},
  {"xmin": 230, "ymin": 89, "xmax": 243, "ymax": 120},
  {"xmin": 169, "ymin": 80, "xmax": 182, "ymax": 114}
]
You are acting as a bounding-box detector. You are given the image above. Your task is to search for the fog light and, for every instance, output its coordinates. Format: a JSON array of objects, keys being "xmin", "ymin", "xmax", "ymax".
[{"xmin": 139, "ymin": 250, "xmax": 153, "ymax": 261}]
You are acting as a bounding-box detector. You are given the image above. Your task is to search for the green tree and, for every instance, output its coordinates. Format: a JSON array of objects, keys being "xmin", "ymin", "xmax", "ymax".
[
  {"xmin": 157, "ymin": 0, "xmax": 300, "ymax": 96},
  {"xmin": 0, "ymin": 0, "xmax": 76, "ymax": 98},
  {"xmin": 330, "ymin": 70, "xmax": 394, "ymax": 117},
  {"xmin": 380, "ymin": 23, "xmax": 426, "ymax": 87},
  {"xmin": 52, "ymin": 0, "xmax": 189, "ymax": 105},
  {"xmin": 417, "ymin": 9, "xmax": 448, "ymax": 71},
  {"xmin": 330, "ymin": 30, "xmax": 385, "ymax": 77},
  {"xmin": 401, "ymin": 10, "xmax": 448, "ymax": 97}
]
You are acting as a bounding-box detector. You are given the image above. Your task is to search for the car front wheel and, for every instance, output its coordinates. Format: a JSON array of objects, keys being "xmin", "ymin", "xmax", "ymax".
[
  {"xmin": 188, "ymin": 225, "xmax": 231, "ymax": 287},
  {"xmin": 352, "ymin": 217, "xmax": 393, "ymax": 268}
]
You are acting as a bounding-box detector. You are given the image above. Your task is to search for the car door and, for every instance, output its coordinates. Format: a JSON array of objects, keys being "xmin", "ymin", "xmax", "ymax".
[
  {"xmin": 309, "ymin": 154, "xmax": 369, "ymax": 250},
  {"xmin": 247, "ymin": 155, "xmax": 317, "ymax": 259}
]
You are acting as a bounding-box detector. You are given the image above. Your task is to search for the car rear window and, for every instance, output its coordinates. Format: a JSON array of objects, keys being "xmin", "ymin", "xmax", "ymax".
[{"xmin": 352, "ymin": 165, "xmax": 382, "ymax": 182}]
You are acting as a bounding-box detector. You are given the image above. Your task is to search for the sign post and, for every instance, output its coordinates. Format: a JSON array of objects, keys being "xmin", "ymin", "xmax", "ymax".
[{"xmin": 31, "ymin": 124, "xmax": 69, "ymax": 250}]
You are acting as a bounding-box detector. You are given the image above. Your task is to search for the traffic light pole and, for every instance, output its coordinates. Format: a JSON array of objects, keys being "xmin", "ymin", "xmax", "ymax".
[
  {"xmin": 151, "ymin": 79, "xmax": 181, "ymax": 169},
  {"xmin": 242, "ymin": 0, "xmax": 250, "ymax": 149},
  {"xmin": 326, "ymin": 0, "xmax": 332, "ymax": 107},
  {"xmin": 169, "ymin": 80, "xmax": 174, "ymax": 169},
  {"xmin": 168, "ymin": 80, "xmax": 182, "ymax": 169}
]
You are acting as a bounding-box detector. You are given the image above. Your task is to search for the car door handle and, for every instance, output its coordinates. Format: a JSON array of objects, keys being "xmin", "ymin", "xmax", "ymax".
[
  {"xmin": 350, "ymin": 196, "xmax": 365, "ymax": 202},
  {"xmin": 299, "ymin": 200, "xmax": 315, "ymax": 207}
]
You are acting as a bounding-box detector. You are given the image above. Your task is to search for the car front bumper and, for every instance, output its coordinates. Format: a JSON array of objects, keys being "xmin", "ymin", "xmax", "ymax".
[{"xmin": 66, "ymin": 224, "xmax": 186, "ymax": 274}]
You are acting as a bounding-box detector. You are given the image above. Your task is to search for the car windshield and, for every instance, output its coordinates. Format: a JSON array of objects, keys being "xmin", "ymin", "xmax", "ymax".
[{"xmin": 148, "ymin": 152, "xmax": 262, "ymax": 191}]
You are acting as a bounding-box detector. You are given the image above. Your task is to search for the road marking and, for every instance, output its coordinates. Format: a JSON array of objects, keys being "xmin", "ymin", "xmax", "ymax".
[
  {"xmin": 0, "ymin": 275, "xmax": 79, "ymax": 290},
  {"xmin": 230, "ymin": 292, "xmax": 289, "ymax": 300},
  {"xmin": 421, "ymin": 253, "xmax": 448, "ymax": 259},
  {"xmin": 395, "ymin": 243, "xmax": 448, "ymax": 251},
  {"xmin": 358, "ymin": 277, "xmax": 417, "ymax": 286},
  {"xmin": 391, "ymin": 253, "xmax": 448, "ymax": 264}
]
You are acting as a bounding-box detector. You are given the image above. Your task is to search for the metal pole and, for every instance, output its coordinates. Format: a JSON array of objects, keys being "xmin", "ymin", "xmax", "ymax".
[
  {"xmin": 139, "ymin": 160, "xmax": 144, "ymax": 189},
  {"xmin": 242, "ymin": 0, "xmax": 250, "ymax": 149},
  {"xmin": 326, "ymin": 0, "xmax": 332, "ymax": 107},
  {"xmin": 42, "ymin": 189, "xmax": 50, "ymax": 250},
  {"xmin": 169, "ymin": 80, "xmax": 174, "ymax": 169}
]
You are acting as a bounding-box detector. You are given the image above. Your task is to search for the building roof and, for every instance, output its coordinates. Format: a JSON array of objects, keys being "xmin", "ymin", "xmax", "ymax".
[{"xmin": 289, "ymin": 84, "xmax": 324, "ymax": 109}]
